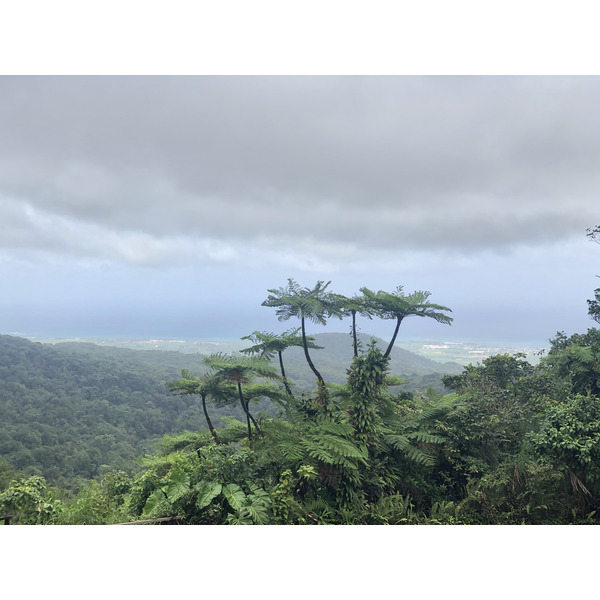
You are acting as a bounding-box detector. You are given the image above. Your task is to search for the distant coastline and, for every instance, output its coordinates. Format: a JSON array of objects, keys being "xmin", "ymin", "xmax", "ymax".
[{"xmin": 22, "ymin": 333, "xmax": 548, "ymax": 366}]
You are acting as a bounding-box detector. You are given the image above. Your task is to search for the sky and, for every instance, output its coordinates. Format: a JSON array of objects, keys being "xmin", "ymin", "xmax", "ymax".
[
  {"xmin": 3, "ymin": 2, "xmax": 600, "ymax": 585},
  {"xmin": 1, "ymin": 75, "xmax": 599, "ymax": 346}
]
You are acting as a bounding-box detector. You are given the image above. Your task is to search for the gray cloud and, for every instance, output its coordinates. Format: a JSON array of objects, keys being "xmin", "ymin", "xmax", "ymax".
[{"xmin": 1, "ymin": 76, "xmax": 598, "ymax": 265}]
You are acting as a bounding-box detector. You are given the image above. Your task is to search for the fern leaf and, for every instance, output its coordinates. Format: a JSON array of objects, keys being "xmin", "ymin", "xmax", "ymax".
[
  {"xmin": 408, "ymin": 431, "xmax": 446, "ymax": 445},
  {"xmin": 318, "ymin": 434, "xmax": 366, "ymax": 460},
  {"xmin": 384, "ymin": 434, "xmax": 412, "ymax": 452},
  {"xmin": 404, "ymin": 445, "xmax": 436, "ymax": 466}
]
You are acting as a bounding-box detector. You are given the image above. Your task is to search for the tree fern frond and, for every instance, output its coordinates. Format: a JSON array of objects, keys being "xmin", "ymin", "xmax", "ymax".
[
  {"xmin": 384, "ymin": 434, "xmax": 438, "ymax": 466},
  {"xmin": 315, "ymin": 420, "xmax": 355, "ymax": 437},
  {"xmin": 303, "ymin": 444, "xmax": 336, "ymax": 465},
  {"xmin": 404, "ymin": 445, "xmax": 437, "ymax": 466},
  {"xmin": 407, "ymin": 431, "xmax": 446, "ymax": 445},
  {"xmin": 317, "ymin": 434, "xmax": 367, "ymax": 460},
  {"xmin": 384, "ymin": 434, "xmax": 412, "ymax": 452}
]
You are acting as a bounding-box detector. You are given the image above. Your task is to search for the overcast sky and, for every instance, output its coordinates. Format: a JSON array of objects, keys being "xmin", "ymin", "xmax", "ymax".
[{"xmin": 1, "ymin": 75, "xmax": 598, "ymax": 345}]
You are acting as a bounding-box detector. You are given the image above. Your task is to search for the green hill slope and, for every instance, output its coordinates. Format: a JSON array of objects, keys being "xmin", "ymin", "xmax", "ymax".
[
  {"xmin": 0, "ymin": 335, "xmax": 247, "ymax": 490},
  {"xmin": 0, "ymin": 332, "xmax": 460, "ymax": 491}
]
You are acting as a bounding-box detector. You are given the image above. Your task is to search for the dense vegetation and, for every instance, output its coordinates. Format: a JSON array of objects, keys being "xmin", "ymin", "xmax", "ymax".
[
  {"xmin": 0, "ymin": 329, "xmax": 456, "ymax": 494},
  {"xmin": 0, "ymin": 334, "xmax": 258, "ymax": 491},
  {"xmin": 3, "ymin": 276, "xmax": 600, "ymax": 525}
]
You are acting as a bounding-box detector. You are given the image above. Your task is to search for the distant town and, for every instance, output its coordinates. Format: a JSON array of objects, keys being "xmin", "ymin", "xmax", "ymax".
[{"xmin": 399, "ymin": 340, "xmax": 547, "ymax": 365}]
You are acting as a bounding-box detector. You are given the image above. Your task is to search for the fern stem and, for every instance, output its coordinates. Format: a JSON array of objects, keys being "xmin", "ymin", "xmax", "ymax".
[
  {"xmin": 384, "ymin": 316, "xmax": 403, "ymax": 359},
  {"xmin": 278, "ymin": 350, "xmax": 292, "ymax": 395},
  {"xmin": 301, "ymin": 316, "xmax": 325, "ymax": 390},
  {"xmin": 201, "ymin": 393, "xmax": 221, "ymax": 445}
]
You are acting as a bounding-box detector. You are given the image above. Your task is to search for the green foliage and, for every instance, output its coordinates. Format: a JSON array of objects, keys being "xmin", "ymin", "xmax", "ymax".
[
  {"xmin": 241, "ymin": 328, "xmax": 322, "ymax": 361},
  {"xmin": 366, "ymin": 494, "xmax": 419, "ymax": 524},
  {"xmin": 530, "ymin": 394, "xmax": 600, "ymax": 490},
  {"xmin": 542, "ymin": 332, "xmax": 600, "ymax": 397},
  {"xmin": 456, "ymin": 454, "xmax": 564, "ymax": 525},
  {"xmin": 0, "ymin": 457, "xmax": 22, "ymax": 492},
  {"xmin": 360, "ymin": 286, "xmax": 453, "ymax": 358},
  {"xmin": 361, "ymin": 286, "xmax": 453, "ymax": 326},
  {"xmin": 0, "ymin": 476, "xmax": 62, "ymax": 524},
  {"xmin": 165, "ymin": 468, "xmax": 192, "ymax": 502},
  {"xmin": 0, "ymin": 334, "xmax": 251, "ymax": 491},
  {"xmin": 201, "ymin": 352, "xmax": 283, "ymax": 439},
  {"xmin": 203, "ymin": 352, "xmax": 281, "ymax": 385},
  {"xmin": 240, "ymin": 328, "xmax": 323, "ymax": 395},
  {"xmin": 56, "ymin": 473, "xmax": 133, "ymax": 525},
  {"xmin": 262, "ymin": 279, "xmax": 342, "ymax": 326},
  {"xmin": 224, "ymin": 483, "xmax": 272, "ymax": 525},
  {"xmin": 442, "ymin": 352, "xmax": 534, "ymax": 394},
  {"xmin": 12, "ymin": 276, "xmax": 600, "ymax": 525},
  {"xmin": 261, "ymin": 279, "xmax": 347, "ymax": 389},
  {"xmin": 196, "ymin": 481, "xmax": 222, "ymax": 510}
]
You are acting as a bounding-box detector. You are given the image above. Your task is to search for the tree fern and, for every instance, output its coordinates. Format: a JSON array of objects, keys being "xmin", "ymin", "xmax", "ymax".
[
  {"xmin": 360, "ymin": 286, "xmax": 453, "ymax": 358},
  {"xmin": 261, "ymin": 279, "xmax": 343, "ymax": 391}
]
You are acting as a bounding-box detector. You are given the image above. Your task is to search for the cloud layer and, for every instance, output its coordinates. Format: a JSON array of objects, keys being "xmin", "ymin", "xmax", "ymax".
[{"xmin": 1, "ymin": 76, "xmax": 598, "ymax": 267}]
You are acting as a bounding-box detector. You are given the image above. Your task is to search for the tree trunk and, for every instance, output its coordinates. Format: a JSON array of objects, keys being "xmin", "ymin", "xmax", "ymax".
[
  {"xmin": 301, "ymin": 316, "xmax": 324, "ymax": 385},
  {"xmin": 352, "ymin": 309, "xmax": 358, "ymax": 357},
  {"xmin": 248, "ymin": 409, "xmax": 262, "ymax": 435},
  {"xmin": 201, "ymin": 393, "xmax": 221, "ymax": 444},
  {"xmin": 237, "ymin": 382, "xmax": 253, "ymax": 440},
  {"xmin": 384, "ymin": 316, "xmax": 403, "ymax": 358},
  {"xmin": 237, "ymin": 382, "xmax": 262, "ymax": 438},
  {"xmin": 278, "ymin": 350, "xmax": 292, "ymax": 395}
]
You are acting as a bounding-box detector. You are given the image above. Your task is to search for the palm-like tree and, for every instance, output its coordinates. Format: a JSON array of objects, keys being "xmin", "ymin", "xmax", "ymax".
[
  {"xmin": 360, "ymin": 286, "xmax": 453, "ymax": 358},
  {"xmin": 240, "ymin": 328, "xmax": 323, "ymax": 395},
  {"xmin": 261, "ymin": 279, "xmax": 342, "ymax": 388},
  {"xmin": 167, "ymin": 369, "xmax": 233, "ymax": 445},
  {"xmin": 203, "ymin": 353, "xmax": 281, "ymax": 439}
]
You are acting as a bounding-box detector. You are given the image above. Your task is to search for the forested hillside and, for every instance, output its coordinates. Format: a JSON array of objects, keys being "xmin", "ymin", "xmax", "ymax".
[
  {"xmin": 3, "ymin": 277, "xmax": 600, "ymax": 525},
  {"xmin": 0, "ymin": 335, "xmax": 250, "ymax": 490},
  {"xmin": 0, "ymin": 329, "xmax": 455, "ymax": 492}
]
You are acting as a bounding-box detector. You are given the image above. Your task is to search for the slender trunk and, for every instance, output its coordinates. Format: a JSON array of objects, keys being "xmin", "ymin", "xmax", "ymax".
[
  {"xmin": 248, "ymin": 409, "xmax": 262, "ymax": 435},
  {"xmin": 237, "ymin": 381, "xmax": 262, "ymax": 438},
  {"xmin": 201, "ymin": 393, "xmax": 221, "ymax": 445},
  {"xmin": 384, "ymin": 316, "xmax": 403, "ymax": 358},
  {"xmin": 301, "ymin": 316, "xmax": 324, "ymax": 385},
  {"xmin": 237, "ymin": 381, "xmax": 253, "ymax": 440},
  {"xmin": 278, "ymin": 351, "xmax": 292, "ymax": 395},
  {"xmin": 352, "ymin": 309, "xmax": 358, "ymax": 357}
]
